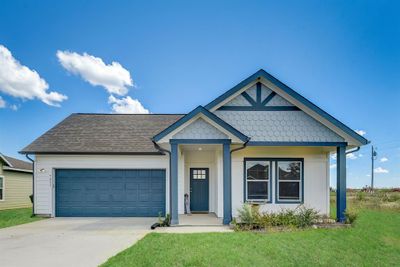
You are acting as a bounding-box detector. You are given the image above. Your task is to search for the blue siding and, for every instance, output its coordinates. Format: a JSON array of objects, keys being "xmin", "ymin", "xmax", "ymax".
[{"xmin": 55, "ymin": 169, "xmax": 166, "ymax": 217}]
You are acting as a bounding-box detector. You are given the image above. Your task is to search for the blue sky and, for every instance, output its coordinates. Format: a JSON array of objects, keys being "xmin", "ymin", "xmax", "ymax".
[{"xmin": 0, "ymin": 0, "xmax": 399, "ymax": 188}]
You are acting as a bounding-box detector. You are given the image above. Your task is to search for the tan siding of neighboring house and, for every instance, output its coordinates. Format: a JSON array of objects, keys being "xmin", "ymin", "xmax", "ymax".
[{"xmin": 0, "ymin": 168, "xmax": 33, "ymax": 210}]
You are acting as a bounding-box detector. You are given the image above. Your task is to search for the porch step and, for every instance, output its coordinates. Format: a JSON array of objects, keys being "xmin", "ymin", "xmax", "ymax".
[
  {"xmin": 155, "ymin": 225, "xmax": 233, "ymax": 233},
  {"xmin": 171, "ymin": 224, "xmax": 224, "ymax": 227}
]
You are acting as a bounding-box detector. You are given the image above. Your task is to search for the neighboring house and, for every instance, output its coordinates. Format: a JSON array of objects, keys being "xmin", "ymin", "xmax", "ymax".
[
  {"xmin": 0, "ymin": 154, "xmax": 33, "ymax": 210},
  {"xmin": 20, "ymin": 69, "xmax": 368, "ymax": 224}
]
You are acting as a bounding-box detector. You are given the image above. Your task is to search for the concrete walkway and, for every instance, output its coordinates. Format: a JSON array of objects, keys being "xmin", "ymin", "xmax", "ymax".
[
  {"xmin": 0, "ymin": 217, "xmax": 155, "ymax": 267},
  {"xmin": 155, "ymin": 225, "xmax": 233, "ymax": 233},
  {"xmin": 179, "ymin": 213, "xmax": 223, "ymax": 226}
]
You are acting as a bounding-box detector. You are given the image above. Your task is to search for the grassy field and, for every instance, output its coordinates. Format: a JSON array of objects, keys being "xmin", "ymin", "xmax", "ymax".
[
  {"xmin": 103, "ymin": 190, "xmax": 400, "ymax": 267},
  {"xmin": 0, "ymin": 207, "xmax": 42, "ymax": 229}
]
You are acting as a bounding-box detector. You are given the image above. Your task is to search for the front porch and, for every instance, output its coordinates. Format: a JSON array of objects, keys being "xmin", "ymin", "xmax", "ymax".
[{"xmin": 171, "ymin": 140, "xmax": 232, "ymax": 225}]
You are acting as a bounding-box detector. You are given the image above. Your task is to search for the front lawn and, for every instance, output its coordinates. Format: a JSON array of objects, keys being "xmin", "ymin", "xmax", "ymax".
[
  {"xmin": 103, "ymin": 190, "xmax": 400, "ymax": 266},
  {"xmin": 102, "ymin": 209, "xmax": 400, "ymax": 266},
  {"xmin": 0, "ymin": 207, "xmax": 42, "ymax": 229}
]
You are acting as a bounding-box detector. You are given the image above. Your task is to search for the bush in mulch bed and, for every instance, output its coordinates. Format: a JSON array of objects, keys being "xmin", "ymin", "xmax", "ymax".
[{"xmin": 232, "ymin": 204, "xmax": 351, "ymax": 232}]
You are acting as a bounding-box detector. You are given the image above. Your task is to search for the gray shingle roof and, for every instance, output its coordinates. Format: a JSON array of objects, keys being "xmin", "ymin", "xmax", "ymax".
[
  {"xmin": 1, "ymin": 154, "xmax": 32, "ymax": 171},
  {"xmin": 20, "ymin": 113, "xmax": 184, "ymax": 154}
]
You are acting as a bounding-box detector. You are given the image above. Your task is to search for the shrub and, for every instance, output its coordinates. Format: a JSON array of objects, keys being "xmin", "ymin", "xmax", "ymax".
[
  {"xmin": 344, "ymin": 209, "xmax": 358, "ymax": 224},
  {"xmin": 158, "ymin": 212, "xmax": 171, "ymax": 227},
  {"xmin": 236, "ymin": 204, "xmax": 262, "ymax": 229},
  {"xmin": 275, "ymin": 209, "xmax": 297, "ymax": 227},
  {"xmin": 235, "ymin": 204, "xmax": 320, "ymax": 230},
  {"xmin": 388, "ymin": 193, "xmax": 400, "ymax": 202},
  {"xmin": 356, "ymin": 191, "xmax": 366, "ymax": 201},
  {"xmin": 296, "ymin": 206, "xmax": 319, "ymax": 228}
]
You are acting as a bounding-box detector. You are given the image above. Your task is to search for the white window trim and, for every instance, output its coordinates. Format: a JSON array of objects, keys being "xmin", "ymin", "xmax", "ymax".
[
  {"xmin": 0, "ymin": 175, "xmax": 4, "ymax": 201},
  {"xmin": 245, "ymin": 160, "xmax": 271, "ymax": 203},
  {"xmin": 276, "ymin": 161, "xmax": 303, "ymax": 203}
]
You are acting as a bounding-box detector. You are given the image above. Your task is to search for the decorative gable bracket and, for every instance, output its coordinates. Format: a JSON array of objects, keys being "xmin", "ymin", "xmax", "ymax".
[{"xmin": 217, "ymin": 82, "xmax": 300, "ymax": 111}]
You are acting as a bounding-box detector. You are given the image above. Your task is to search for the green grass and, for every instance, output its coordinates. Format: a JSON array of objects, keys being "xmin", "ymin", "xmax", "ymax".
[
  {"xmin": 103, "ymin": 191, "xmax": 400, "ymax": 266},
  {"xmin": 102, "ymin": 210, "xmax": 400, "ymax": 266},
  {"xmin": 0, "ymin": 207, "xmax": 43, "ymax": 229}
]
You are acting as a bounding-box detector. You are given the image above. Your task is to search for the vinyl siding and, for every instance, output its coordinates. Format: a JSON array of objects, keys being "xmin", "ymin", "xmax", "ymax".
[
  {"xmin": 231, "ymin": 146, "xmax": 330, "ymax": 216},
  {"xmin": 0, "ymin": 169, "xmax": 32, "ymax": 210},
  {"xmin": 33, "ymin": 148, "xmax": 330, "ymax": 219}
]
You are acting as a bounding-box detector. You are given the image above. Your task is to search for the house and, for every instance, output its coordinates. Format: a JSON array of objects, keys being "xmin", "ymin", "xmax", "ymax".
[
  {"xmin": 0, "ymin": 154, "xmax": 33, "ymax": 210},
  {"xmin": 20, "ymin": 69, "xmax": 368, "ymax": 224}
]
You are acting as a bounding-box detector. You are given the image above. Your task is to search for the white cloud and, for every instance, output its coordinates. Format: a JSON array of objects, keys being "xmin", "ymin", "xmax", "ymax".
[
  {"xmin": 330, "ymin": 164, "xmax": 336, "ymax": 169},
  {"xmin": 346, "ymin": 153, "xmax": 358, "ymax": 160},
  {"xmin": 0, "ymin": 45, "xmax": 67, "ymax": 106},
  {"xmin": 10, "ymin": 104, "xmax": 18, "ymax": 111},
  {"xmin": 0, "ymin": 96, "xmax": 5, "ymax": 108},
  {"xmin": 380, "ymin": 157, "xmax": 388, "ymax": 162},
  {"xmin": 355, "ymin": 130, "xmax": 366, "ymax": 136},
  {"xmin": 57, "ymin": 50, "xmax": 133, "ymax": 96},
  {"xmin": 358, "ymin": 153, "xmax": 363, "ymax": 157},
  {"xmin": 331, "ymin": 152, "xmax": 359, "ymax": 160},
  {"xmin": 108, "ymin": 95, "xmax": 149, "ymax": 114},
  {"xmin": 374, "ymin": 167, "xmax": 389, "ymax": 174}
]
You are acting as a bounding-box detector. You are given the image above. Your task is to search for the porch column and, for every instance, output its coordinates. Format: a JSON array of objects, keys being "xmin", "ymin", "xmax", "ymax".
[
  {"xmin": 170, "ymin": 142, "xmax": 179, "ymax": 225},
  {"xmin": 223, "ymin": 141, "xmax": 232, "ymax": 225},
  {"xmin": 336, "ymin": 146, "xmax": 346, "ymax": 222}
]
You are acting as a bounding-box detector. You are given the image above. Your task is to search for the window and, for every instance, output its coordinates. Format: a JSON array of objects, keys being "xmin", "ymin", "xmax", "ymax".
[
  {"xmin": 245, "ymin": 160, "xmax": 270, "ymax": 201},
  {"xmin": 192, "ymin": 169, "xmax": 206, "ymax": 179},
  {"xmin": 277, "ymin": 161, "xmax": 302, "ymax": 202},
  {"xmin": 0, "ymin": 176, "xmax": 4, "ymax": 200}
]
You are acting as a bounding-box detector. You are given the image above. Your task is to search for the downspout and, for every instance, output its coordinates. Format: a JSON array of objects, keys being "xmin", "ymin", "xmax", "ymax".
[
  {"xmin": 152, "ymin": 140, "xmax": 172, "ymax": 220},
  {"xmin": 346, "ymin": 146, "xmax": 360, "ymax": 155},
  {"xmin": 225, "ymin": 138, "xmax": 249, "ymax": 222},
  {"xmin": 25, "ymin": 154, "xmax": 35, "ymax": 217},
  {"xmin": 230, "ymin": 138, "xmax": 250, "ymax": 154}
]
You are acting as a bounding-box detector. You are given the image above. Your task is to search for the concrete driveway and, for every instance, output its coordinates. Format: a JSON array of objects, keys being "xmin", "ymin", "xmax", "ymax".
[{"xmin": 0, "ymin": 217, "xmax": 155, "ymax": 267}]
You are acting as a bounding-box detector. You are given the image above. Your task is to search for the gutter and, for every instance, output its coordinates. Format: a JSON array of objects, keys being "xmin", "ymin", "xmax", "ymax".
[
  {"xmin": 152, "ymin": 140, "xmax": 172, "ymax": 221},
  {"xmin": 25, "ymin": 154, "xmax": 35, "ymax": 217},
  {"xmin": 2, "ymin": 166, "xmax": 33, "ymax": 173}
]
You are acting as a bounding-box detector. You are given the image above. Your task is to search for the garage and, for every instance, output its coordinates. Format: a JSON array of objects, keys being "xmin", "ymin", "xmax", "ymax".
[{"xmin": 55, "ymin": 169, "xmax": 166, "ymax": 217}]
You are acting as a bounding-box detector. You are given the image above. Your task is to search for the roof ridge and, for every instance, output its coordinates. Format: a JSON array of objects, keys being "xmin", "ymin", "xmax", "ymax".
[{"xmin": 73, "ymin": 113, "xmax": 186, "ymax": 116}]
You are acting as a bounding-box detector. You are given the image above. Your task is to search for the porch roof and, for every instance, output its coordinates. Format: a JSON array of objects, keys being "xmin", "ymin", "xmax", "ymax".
[{"xmin": 152, "ymin": 106, "xmax": 249, "ymax": 143}]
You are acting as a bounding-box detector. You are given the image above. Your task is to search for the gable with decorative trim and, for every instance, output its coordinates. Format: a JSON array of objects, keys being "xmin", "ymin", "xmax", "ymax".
[
  {"xmin": 204, "ymin": 69, "xmax": 368, "ymax": 146},
  {"xmin": 212, "ymin": 81, "xmax": 344, "ymax": 142},
  {"xmin": 153, "ymin": 106, "xmax": 248, "ymax": 143}
]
